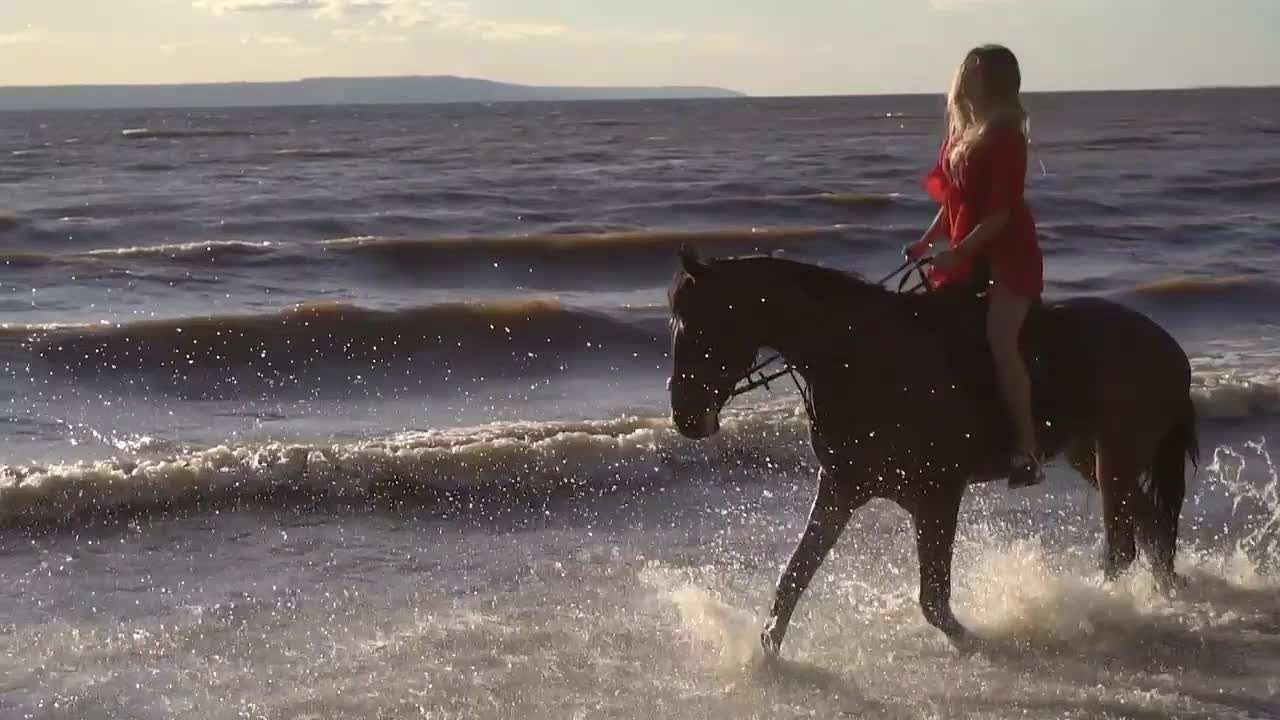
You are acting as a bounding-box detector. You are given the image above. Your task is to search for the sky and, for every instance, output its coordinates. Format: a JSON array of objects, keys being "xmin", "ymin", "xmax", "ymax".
[{"xmin": 1, "ymin": 0, "xmax": 1277, "ymax": 96}]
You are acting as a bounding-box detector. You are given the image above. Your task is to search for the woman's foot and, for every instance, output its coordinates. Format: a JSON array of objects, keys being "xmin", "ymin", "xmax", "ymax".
[{"xmin": 1008, "ymin": 451, "xmax": 1044, "ymax": 489}]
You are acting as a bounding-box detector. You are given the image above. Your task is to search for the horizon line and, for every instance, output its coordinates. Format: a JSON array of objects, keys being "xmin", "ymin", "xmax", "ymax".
[
  {"xmin": 2, "ymin": 73, "xmax": 1278, "ymax": 95},
  {"xmin": 1, "ymin": 76, "xmax": 1276, "ymax": 114}
]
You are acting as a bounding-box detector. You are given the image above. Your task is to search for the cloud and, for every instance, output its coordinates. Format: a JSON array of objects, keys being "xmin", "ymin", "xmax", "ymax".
[
  {"xmin": 197, "ymin": 0, "xmax": 321, "ymax": 13},
  {"xmin": 379, "ymin": 1, "xmax": 469, "ymax": 30},
  {"xmin": 471, "ymin": 21, "xmax": 569, "ymax": 41},
  {"xmin": 315, "ymin": 0, "xmax": 393, "ymax": 18},
  {"xmin": 239, "ymin": 33, "xmax": 299, "ymax": 45},
  {"xmin": 584, "ymin": 28, "xmax": 749, "ymax": 53},
  {"xmin": 330, "ymin": 28, "xmax": 408, "ymax": 44},
  {"xmin": 634, "ymin": 32, "xmax": 689, "ymax": 46},
  {"xmin": 235, "ymin": 33, "xmax": 314, "ymax": 56},
  {"xmin": 0, "ymin": 28, "xmax": 43, "ymax": 47},
  {"xmin": 196, "ymin": 0, "xmax": 387, "ymax": 16},
  {"xmin": 197, "ymin": 0, "xmax": 746, "ymax": 51},
  {"xmin": 374, "ymin": 2, "xmax": 749, "ymax": 48},
  {"xmin": 929, "ymin": 0, "xmax": 1011, "ymax": 7},
  {"xmin": 197, "ymin": 0, "xmax": 567, "ymax": 42},
  {"xmin": 379, "ymin": 2, "xmax": 585, "ymax": 42},
  {"xmin": 159, "ymin": 43, "xmax": 184, "ymax": 56},
  {"xmin": 621, "ymin": 30, "xmax": 750, "ymax": 52}
]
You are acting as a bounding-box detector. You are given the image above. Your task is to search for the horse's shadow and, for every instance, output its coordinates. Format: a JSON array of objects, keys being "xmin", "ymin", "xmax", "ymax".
[
  {"xmin": 945, "ymin": 569, "xmax": 1280, "ymax": 716},
  {"xmin": 688, "ymin": 568, "xmax": 1280, "ymax": 718},
  {"xmin": 749, "ymin": 655, "xmax": 906, "ymax": 719},
  {"xmin": 966, "ymin": 569, "xmax": 1280, "ymax": 677}
]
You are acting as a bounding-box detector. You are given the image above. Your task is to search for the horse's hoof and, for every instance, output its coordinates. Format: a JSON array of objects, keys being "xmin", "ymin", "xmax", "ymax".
[
  {"xmin": 949, "ymin": 630, "xmax": 984, "ymax": 657},
  {"xmin": 934, "ymin": 615, "xmax": 981, "ymax": 655},
  {"xmin": 760, "ymin": 631, "xmax": 781, "ymax": 660},
  {"xmin": 1102, "ymin": 561, "xmax": 1135, "ymax": 584},
  {"xmin": 1155, "ymin": 570, "xmax": 1187, "ymax": 597}
]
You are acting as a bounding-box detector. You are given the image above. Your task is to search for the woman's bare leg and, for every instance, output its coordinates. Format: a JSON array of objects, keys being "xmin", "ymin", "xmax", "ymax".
[{"xmin": 986, "ymin": 281, "xmax": 1042, "ymax": 486}]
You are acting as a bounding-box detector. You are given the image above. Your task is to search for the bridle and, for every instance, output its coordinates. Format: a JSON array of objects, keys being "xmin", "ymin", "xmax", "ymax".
[
  {"xmin": 722, "ymin": 255, "xmax": 935, "ymax": 422},
  {"xmin": 726, "ymin": 353, "xmax": 813, "ymax": 419},
  {"xmin": 882, "ymin": 255, "xmax": 936, "ymax": 296}
]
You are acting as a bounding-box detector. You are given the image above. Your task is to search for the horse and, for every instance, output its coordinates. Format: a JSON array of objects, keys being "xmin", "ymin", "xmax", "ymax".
[{"xmin": 666, "ymin": 247, "xmax": 1199, "ymax": 656}]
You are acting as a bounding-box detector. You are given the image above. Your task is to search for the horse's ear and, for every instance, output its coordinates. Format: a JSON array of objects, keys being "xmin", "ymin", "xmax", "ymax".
[{"xmin": 679, "ymin": 244, "xmax": 706, "ymax": 279}]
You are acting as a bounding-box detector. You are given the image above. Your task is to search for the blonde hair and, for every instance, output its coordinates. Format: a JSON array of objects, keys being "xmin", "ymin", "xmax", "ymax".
[{"xmin": 945, "ymin": 44, "xmax": 1028, "ymax": 173}]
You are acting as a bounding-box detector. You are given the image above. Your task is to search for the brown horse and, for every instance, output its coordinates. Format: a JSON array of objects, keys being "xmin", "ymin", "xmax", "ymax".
[{"xmin": 666, "ymin": 248, "xmax": 1198, "ymax": 656}]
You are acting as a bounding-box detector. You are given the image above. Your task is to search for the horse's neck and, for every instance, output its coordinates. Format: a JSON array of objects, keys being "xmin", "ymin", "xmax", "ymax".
[
  {"xmin": 743, "ymin": 277, "xmax": 899, "ymax": 383},
  {"xmin": 743, "ymin": 284, "xmax": 845, "ymax": 380}
]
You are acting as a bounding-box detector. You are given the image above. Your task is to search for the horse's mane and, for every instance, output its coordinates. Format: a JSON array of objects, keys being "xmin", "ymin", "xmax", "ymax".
[{"xmin": 712, "ymin": 255, "xmax": 891, "ymax": 306}]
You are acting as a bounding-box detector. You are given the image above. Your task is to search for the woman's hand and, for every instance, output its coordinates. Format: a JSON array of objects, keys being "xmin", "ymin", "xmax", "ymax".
[
  {"xmin": 932, "ymin": 247, "xmax": 965, "ymax": 272},
  {"xmin": 904, "ymin": 237, "xmax": 933, "ymax": 260}
]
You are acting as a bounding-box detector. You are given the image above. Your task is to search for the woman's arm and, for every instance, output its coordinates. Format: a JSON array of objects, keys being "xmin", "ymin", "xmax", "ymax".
[
  {"xmin": 954, "ymin": 208, "xmax": 1010, "ymax": 258},
  {"xmin": 931, "ymin": 207, "xmax": 1009, "ymax": 272},
  {"xmin": 907, "ymin": 206, "xmax": 948, "ymax": 258},
  {"xmin": 924, "ymin": 205, "xmax": 946, "ymax": 240}
]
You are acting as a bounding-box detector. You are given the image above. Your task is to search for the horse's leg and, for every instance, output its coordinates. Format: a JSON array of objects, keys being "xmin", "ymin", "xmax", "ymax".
[
  {"xmin": 761, "ymin": 467, "xmax": 867, "ymax": 658},
  {"xmin": 1066, "ymin": 435, "xmax": 1097, "ymax": 488},
  {"xmin": 1135, "ymin": 412, "xmax": 1194, "ymax": 594},
  {"xmin": 913, "ymin": 478, "xmax": 971, "ymax": 648},
  {"xmin": 1096, "ymin": 439, "xmax": 1138, "ymax": 580}
]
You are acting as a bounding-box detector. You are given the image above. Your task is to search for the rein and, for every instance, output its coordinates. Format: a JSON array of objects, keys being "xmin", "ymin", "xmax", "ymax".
[
  {"xmin": 724, "ymin": 255, "xmax": 934, "ymax": 420},
  {"xmin": 878, "ymin": 255, "xmax": 935, "ymax": 295},
  {"xmin": 728, "ymin": 353, "xmax": 814, "ymax": 419}
]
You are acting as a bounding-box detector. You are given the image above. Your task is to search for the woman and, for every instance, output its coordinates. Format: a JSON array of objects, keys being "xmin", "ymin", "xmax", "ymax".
[{"xmin": 908, "ymin": 44, "xmax": 1045, "ymax": 489}]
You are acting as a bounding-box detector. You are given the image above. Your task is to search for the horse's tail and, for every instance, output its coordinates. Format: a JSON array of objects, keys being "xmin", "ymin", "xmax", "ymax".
[{"xmin": 1145, "ymin": 397, "xmax": 1199, "ymax": 562}]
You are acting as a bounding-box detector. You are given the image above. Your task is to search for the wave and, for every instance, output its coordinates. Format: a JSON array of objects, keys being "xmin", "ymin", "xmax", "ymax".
[
  {"xmin": 1194, "ymin": 372, "xmax": 1280, "ymax": 421},
  {"xmin": 2, "ymin": 241, "xmax": 284, "ymax": 271},
  {"xmin": 1129, "ymin": 274, "xmax": 1265, "ymax": 294},
  {"xmin": 865, "ymin": 112, "xmax": 934, "ymax": 120},
  {"xmin": 577, "ymin": 118, "xmax": 645, "ymax": 128},
  {"xmin": 0, "ymin": 404, "xmax": 812, "ymax": 529},
  {"xmin": 1039, "ymin": 215, "xmax": 1279, "ymax": 251},
  {"xmin": 807, "ymin": 192, "xmax": 899, "ymax": 207},
  {"xmin": 128, "ymin": 161, "xmax": 178, "ymax": 172},
  {"xmin": 83, "ymin": 240, "xmax": 281, "ymax": 261},
  {"xmin": 1, "ymin": 387, "xmax": 1274, "ymax": 530},
  {"xmin": 2, "ymin": 224, "xmax": 865, "ymax": 286},
  {"xmin": 1120, "ymin": 275, "xmax": 1280, "ymax": 309},
  {"xmin": 15, "ymin": 299, "xmax": 663, "ymax": 393},
  {"xmin": 0, "ymin": 251, "xmax": 67, "ymax": 270},
  {"xmin": 1041, "ymin": 135, "xmax": 1169, "ymax": 151},
  {"xmin": 1037, "ymin": 219, "xmax": 1166, "ymax": 243},
  {"xmin": 34, "ymin": 197, "xmax": 193, "ymax": 220},
  {"xmin": 121, "ymin": 128, "xmax": 266, "ymax": 140},
  {"xmin": 323, "ymin": 226, "xmax": 844, "ymax": 266},
  {"xmin": 610, "ymin": 192, "xmax": 901, "ymax": 213},
  {"xmin": 273, "ymin": 148, "xmax": 364, "ymax": 159},
  {"xmin": 1170, "ymin": 177, "xmax": 1280, "ymax": 201}
]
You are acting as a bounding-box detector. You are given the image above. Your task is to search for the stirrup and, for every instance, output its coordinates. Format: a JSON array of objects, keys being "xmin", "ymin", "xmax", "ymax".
[{"xmin": 1008, "ymin": 452, "xmax": 1045, "ymax": 490}]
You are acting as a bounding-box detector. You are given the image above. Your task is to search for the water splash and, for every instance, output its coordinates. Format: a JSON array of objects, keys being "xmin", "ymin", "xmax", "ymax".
[{"xmin": 1203, "ymin": 438, "xmax": 1280, "ymax": 572}]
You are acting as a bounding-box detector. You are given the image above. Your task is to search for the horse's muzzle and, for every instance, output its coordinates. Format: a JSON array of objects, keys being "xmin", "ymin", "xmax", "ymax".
[{"xmin": 672, "ymin": 408, "xmax": 720, "ymax": 439}]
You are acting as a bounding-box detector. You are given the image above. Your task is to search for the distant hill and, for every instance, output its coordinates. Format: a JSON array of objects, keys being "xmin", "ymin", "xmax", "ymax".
[{"xmin": 0, "ymin": 75, "xmax": 745, "ymax": 111}]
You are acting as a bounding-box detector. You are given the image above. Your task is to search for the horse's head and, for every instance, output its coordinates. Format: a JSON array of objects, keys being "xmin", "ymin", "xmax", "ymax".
[{"xmin": 667, "ymin": 246, "xmax": 761, "ymax": 439}]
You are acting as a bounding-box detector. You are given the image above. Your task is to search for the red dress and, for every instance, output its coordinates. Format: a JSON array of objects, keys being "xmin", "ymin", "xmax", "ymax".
[{"xmin": 920, "ymin": 123, "xmax": 1043, "ymax": 299}]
